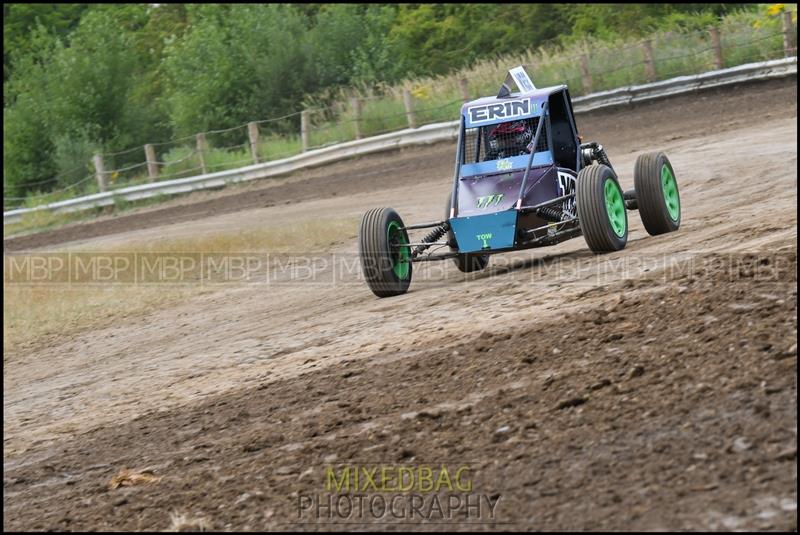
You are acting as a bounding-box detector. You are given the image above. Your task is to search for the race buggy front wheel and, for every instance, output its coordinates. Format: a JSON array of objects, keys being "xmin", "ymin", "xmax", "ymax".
[
  {"xmin": 576, "ymin": 164, "xmax": 628, "ymax": 252},
  {"xmin": 359, "ymin": 207, "xmax": 412, "ymax": 297},
  {"xmin": 634, "ymin": 151, "xmax": 681, "ymax": 235},
  {"xmin": 445, "ymin": 193, "xmax": 489, "ymax": 273}
]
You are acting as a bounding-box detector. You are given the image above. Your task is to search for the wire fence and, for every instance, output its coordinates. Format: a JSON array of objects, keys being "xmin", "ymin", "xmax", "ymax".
[{"xmin": 5, "ymin": 12, "xmax": 797, "ymax": 213}]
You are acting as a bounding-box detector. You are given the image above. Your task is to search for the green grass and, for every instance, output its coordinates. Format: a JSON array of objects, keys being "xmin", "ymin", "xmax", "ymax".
[
  {"xmin": 158, "ymin": 146, "xmax": 201, "ymax": 179},
  {"xmin": 4, "ymin": 191, "xmax": 175, "ymax": 237},
  {"xmin": 258, "ymin": 134, "xmax": 302, "ymax": 161},
  {"xmin": 355, "ymin": 98, "xmax": 408, "ymax": 137},
  {"xmin": 413, "ymin": 89, "xmax": 464, "ymax": 127},
  {"xmin": 3, "ymin": 207, "xmax": 100, "ymax": 237},
  {"xmin": 4, "ymin": 215, "xmax": 359, "ymax": 350},
  {"xmin": 15, "ymin": 180, "xmax": 102, "ymax": 209},
  {"xmin": 202, "ymin": 145, "xmax": 253, "ymax": 173}
]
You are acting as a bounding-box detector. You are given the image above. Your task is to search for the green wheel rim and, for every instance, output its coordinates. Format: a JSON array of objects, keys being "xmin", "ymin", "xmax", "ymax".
[
  {"xmin": 604, "ymin": 178, "xmax": 627, "ymax": 238},
  {"xmin": 387, "ymin": 221, "xmax": 410, "ymax": 280},
  {"xmin": 661, "ymin": 164, "xmax": 680, "ymax": 221}
]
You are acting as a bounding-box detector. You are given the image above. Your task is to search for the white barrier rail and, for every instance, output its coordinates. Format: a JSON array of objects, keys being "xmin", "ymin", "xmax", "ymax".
[{"xmin": 4, "ymin": 56, "xmax": 796, "ymax": 225}]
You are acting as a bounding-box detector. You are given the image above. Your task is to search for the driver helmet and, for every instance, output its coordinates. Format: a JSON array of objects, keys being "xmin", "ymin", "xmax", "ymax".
[{"xmin": 488, "ymin": 119, "xmax": 534, "ymax": 156}]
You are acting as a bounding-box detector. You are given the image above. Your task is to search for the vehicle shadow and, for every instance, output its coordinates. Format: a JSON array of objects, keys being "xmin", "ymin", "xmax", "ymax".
[{"xmin": 404, "ymin": 231, "xmax": 654, "ymax": 293}]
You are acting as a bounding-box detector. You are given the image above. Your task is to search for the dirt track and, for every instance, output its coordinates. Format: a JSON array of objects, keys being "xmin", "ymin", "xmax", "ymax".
[{"xmin": 3, "ymin": 78, "xmax": 798, "ymax": 531}]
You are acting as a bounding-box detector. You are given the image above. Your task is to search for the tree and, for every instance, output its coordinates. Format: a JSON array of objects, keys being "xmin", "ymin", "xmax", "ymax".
[
  {"xmin": 3, "ymin": 3, "xmax": 89, "ymax": 82},
  {"xmin": 4, "ymin": 8, "xmax": 160, "ymax": 195},
  {"xmin": 163, "ymin": 4, "xmax": 310, "ymax": 137}
]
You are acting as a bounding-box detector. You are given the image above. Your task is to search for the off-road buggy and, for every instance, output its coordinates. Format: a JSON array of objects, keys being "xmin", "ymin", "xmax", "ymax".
[{"xmin": 359, "ymin": 66, "xmax": 681, "ymax": 297}]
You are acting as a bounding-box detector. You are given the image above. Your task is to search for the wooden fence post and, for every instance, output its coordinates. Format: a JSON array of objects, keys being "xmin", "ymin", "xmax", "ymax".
[
  {"xmin": 783, "ymin": 10, "xmax": 796, "ymax": 58},
  {"xmin": 144, "ymin": 144, "xmax": 158, "ymax": 182},
  {"xmin": 642, "ymin": 39, "xmax": 656, "ymax": 82},
  {"xmin": 196, "ymin": 133, "xmax": 208, "ymax": 175},
  {"xmin": 247, "ymin": 122, "xmax": 260, "ymax": 164},
  {"xmin": 351, "ymin": 98, "xmax": 363, "ymax": 140},
  {"xmin": 709, "ymin": 26, "xmax": 724, "ymax": 70},
  {"xmin": 402, "ymin": 89, "xmax": 416, "ymax": 129},
  {"xmin": 93, "ymin": 154, "xmax": 108, "ymax": 192},
  {"xmin": 459, "ymin": 78, "xmax": 470, "ymax": 102},
  {"xmin": 300, "ymin": 110, "xmax": 310, "ymax": 152},
  {"xmin": 580, "ymin": 54, "xmax": 593, "ymax": 94}
]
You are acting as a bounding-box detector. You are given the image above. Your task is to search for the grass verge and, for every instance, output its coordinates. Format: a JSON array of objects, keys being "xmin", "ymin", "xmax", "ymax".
[{"xmin": 4, "ymin": 216, "xmax": 359, "ymax": 352}]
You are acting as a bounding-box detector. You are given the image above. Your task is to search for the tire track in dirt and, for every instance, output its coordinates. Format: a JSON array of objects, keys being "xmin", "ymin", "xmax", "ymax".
[{"xmin": 4, "ymin": 100, "xmax": 796, "ymax": 459}]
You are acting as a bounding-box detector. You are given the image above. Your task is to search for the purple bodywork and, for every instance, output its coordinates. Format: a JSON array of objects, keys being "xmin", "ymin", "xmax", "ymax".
[
  {"xmin": 453, "ymin": 84, "xmax": 574, "ymax": 216},
  {"xmin": 456, "ymin": 167, "xmax": 559, "ymax": 217},
  {"xmin": 447, "ymin": 83, "xmax": 581, "ymax": 253}
]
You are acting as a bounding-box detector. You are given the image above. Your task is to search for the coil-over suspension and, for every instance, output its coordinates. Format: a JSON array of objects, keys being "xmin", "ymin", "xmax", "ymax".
[
  {"xmin": 580, "ymin": 142, "xmax": 614, "ymax": 171},
  {"xmin": 411, "ymin": 222, "xmax": 450, "ymax": 258},
  {"xmin": 536, "ymin": 205, "xmax": 565, "ymax": 222}
]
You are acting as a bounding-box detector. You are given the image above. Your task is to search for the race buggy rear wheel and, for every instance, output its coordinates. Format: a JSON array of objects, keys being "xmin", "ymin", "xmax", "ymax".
[
  {"xmin": 576, "ymin": 164, "xmax": 628, "ymax": 252},
  {"xmin": 445, "ymin": 193, "xmax": 489, "ymax": 273},
  {"xmin": 359, "ymin": 208, "xmax": 412, "ymax": 297},
  {"xmin": 634, "ymin": 151, "xmax": 681, "ymax": 235}
]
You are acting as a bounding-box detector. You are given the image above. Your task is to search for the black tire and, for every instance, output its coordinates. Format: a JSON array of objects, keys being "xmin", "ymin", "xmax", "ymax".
[
  {"xmin": 359, "ymin": 208, "xmax": 412, "ymax": 297},
  {"xmin": 445, "ymin": 193, "xmax": 489, "ymax": 272},
  {"xmin": 634, "ymin": 151, "xmax": 681, "ymax": 235},
  {"xmin": 576, "ymin": 164, "xmax": 628, "ymax": 252}
]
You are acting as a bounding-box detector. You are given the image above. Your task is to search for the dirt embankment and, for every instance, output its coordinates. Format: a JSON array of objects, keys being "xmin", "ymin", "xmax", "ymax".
[{"xmin": 3, "ymin": 253, "xmax": 796, "ymax": 531}]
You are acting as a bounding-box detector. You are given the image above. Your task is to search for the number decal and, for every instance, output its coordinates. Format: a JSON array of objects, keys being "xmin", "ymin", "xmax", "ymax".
[{"xmin": 476, "ymin": 194, "xmax": 504, "ymax": 209}]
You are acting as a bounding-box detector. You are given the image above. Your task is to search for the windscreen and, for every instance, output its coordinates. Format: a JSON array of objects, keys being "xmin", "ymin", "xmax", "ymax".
[{"xmin": 462, "ymin": 117, "xmax": 548, "ymax": 163}]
